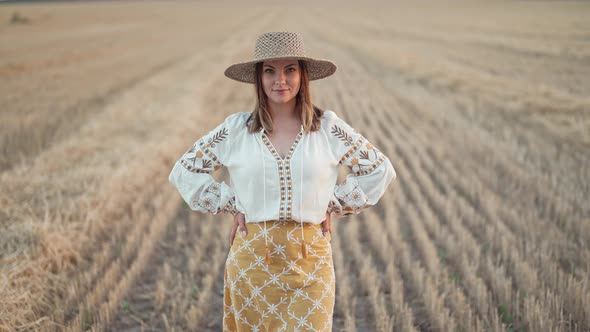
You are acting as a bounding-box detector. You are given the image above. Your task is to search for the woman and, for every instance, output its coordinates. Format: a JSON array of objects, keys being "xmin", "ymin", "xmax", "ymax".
[{"xmin": 168, "ymin": 31, "xmax": 396, "ymax": 332}]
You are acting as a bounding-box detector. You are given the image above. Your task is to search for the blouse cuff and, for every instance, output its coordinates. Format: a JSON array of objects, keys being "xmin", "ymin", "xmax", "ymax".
[
  {"xmin": 328, "ymin": 175, "xmax": 370, "ymax": 216},
  {"xmin": 223, "ymin": 193, "xmax": 246, "ymax": 216},
  {"xmin": 193, "ymin": 181, "xmax": 241, "ymax": 215},
  {"xmin": 221, "ymin": 196, "xmax": 239, "ymax": 215}
]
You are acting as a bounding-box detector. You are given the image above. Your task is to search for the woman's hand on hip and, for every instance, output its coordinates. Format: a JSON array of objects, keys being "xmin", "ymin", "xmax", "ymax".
[
  {"xmin": 321, "ymin": 211, "xmax": 332, "ymax": 239},
  {"xmin": 230, "ymin": 212, "xmax": 247, "ymax": 246}
]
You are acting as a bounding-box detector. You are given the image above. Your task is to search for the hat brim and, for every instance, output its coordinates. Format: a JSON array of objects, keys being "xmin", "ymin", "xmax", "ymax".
[{"xmin": 224, "ymin": 56, "xmax": 337, "ymax": 84}]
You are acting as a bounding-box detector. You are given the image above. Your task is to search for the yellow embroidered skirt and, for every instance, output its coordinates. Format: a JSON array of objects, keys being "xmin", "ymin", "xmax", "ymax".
[{"xmin": 223, "ymin": 219, "xmax": 335, "ymax": 332}]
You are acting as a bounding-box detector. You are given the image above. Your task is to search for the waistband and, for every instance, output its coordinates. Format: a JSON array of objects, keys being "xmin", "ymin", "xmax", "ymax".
[{"xmin": 251, "ymin": 219, "xmax": 319, "ymax": 225}]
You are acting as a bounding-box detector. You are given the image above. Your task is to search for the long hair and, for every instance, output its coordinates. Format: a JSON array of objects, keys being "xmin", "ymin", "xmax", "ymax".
[{"xmin": 246, "ymin": 60, "xmax": 323, "ymax": 134}]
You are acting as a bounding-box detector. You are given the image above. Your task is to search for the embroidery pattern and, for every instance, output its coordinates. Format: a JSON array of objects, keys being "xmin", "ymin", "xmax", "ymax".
[
  {"xmin": 330, "ymin": 176, "xmax": 371, "ymax": 216},
  {"xmin": 329, "ymin": 120, "xmax": 388, "ymax": 215},
  {"xmin": 338, "ymin": 136, "xmax": 364, "ymax": 165},
  {"xmin": 195, "ymin": 183, "xmax": 221, "ymax": 212},
  {"xmin": 224, "ymin": 196, "xmax": 241, "ymax": 215},
  {"xmin": 180, "ymin": 126, "xmax": 239, "ymax": 215},
  {"xmin": 341, "ymin": 138, "xmax": 386, "ymax": 176},
  {"xmin": 261, "ymin": 129, "xmax": 304, "ymax": 221},
  {"xmin": 350, "ymin": 145, "xmax": 386, "ymax": 176},
  {"xmin": 224, "ymin": 220, "xmax": 335, "ymax": 330},
  {"xmin": 206, "ymin": 127, "xmax": 229, "ymax": 147},
  {"xmin": 193, "ymin": 183, "xmax": 240, "ymax": 215},
  {"xmin": 330, "ymin": 124, "xmax": 355, "ymax": 146},
  {"xmin": 327, "ymin": 200, "xmax": 341, "ymax": 215},
  {"xmin": 180, "ymin": 127, "xmax": 227, "ymax": 174}
]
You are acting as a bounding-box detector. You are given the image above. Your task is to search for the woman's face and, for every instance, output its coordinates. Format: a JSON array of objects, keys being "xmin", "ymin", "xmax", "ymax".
[{"xmin": 261, "ymin": 59, "xmax": 301, "ymax": 107}]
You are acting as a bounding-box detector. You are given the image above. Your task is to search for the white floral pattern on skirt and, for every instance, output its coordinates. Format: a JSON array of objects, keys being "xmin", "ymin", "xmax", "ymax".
[{"xmin": 223, "ymin": 220, "xmax": 335, "ymax": 332}]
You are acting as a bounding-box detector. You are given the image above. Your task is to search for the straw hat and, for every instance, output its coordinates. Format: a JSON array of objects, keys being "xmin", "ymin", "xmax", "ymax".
[{"xmin": 224, "ymin": 31, "xmax": 337, "ymax": 84}]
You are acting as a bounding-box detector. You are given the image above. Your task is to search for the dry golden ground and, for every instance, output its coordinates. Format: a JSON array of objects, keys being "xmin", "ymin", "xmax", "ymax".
[{"xmin": 1, "ymin": 0, "xmax": 589, "ymax": 331}]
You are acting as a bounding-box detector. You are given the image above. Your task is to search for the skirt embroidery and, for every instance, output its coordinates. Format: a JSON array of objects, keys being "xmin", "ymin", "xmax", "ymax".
[{"xmin": 223, "ymin": 220, "xmax": 335, "ymax": 332}]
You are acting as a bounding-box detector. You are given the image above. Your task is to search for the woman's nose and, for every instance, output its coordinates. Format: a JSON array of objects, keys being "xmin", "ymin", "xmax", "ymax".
[{"xmin": 275, "ymin": 70, "xmax": 286, "ymax": 83}]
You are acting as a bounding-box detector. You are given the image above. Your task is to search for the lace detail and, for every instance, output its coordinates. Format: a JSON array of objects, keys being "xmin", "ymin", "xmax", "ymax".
[
  {"xmin": 331, "ymin": 176, "xmax": 370, "ymax": 215},
  {"xmin": 194, "ymin": 183, "xmax": 222, "ymax": 212},
  {"xmin": 192, "ymin": 182, "xmax": 241, "ymax": 215}
]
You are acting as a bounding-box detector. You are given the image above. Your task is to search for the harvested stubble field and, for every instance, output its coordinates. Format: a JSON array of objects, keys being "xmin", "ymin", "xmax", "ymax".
[{"xmin": 1, "ymin": 0, "xmax": 589, "ymax": 331}]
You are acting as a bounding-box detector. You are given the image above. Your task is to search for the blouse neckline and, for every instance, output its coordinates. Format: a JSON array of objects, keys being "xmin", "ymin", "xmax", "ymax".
[{"xmin": 261, "ymin": 125, "xmax": 304, "ymax": 161}]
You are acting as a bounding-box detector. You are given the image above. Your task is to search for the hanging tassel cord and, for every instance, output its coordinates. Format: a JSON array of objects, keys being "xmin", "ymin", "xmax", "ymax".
[
  {"xmin": 300, "ymin": 125, "xmax": 307, "ymax": 259},
  {"xmin": 264, "ymin": 218, "xmax": 271, "ymax": 264},
  {"xmin": 261, "ymin": 128, "xmax": 272, "ymax": 264}
]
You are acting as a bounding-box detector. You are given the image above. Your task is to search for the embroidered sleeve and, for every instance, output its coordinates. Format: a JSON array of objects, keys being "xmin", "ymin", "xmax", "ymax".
[
  {"xmin": 325, "ymin": 111, "xmax": 396, "ymax": 216},
  {"xmin": 168, "ymin": 113, "xmax": 245, "ymax": 216}
]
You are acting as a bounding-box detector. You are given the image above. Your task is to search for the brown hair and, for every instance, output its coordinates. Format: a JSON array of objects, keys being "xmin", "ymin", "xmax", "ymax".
[{"xmin": 246, "ymin": 60, "xmax": 323, "ymax": 134}]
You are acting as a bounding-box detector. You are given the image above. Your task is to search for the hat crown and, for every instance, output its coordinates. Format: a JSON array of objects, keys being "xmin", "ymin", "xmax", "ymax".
[
  {"xmin": 254, "ymin": 31, "xmax": 306, "ymax": 60},
  {"xmin": 224, "ymin": 31, "xmax": 336, "ymax": 83}
]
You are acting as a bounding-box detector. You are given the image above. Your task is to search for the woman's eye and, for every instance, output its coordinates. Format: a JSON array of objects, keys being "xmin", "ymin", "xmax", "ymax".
[
  {"xmin": 264, "ymin": 69, "xmax": 273, "ymax": 73},
  {"xmin": 287, "ymin": 68, "xmax": 295, "ymax": 72}
]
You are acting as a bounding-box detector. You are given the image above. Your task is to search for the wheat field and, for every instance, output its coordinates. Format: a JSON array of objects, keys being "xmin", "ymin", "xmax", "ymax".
[{"xmin": 1, "ymin": 0, "xmax": 589, "ymax": 331}]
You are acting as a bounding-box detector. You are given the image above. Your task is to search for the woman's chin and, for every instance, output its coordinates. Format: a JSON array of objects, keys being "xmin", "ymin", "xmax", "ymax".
[{"xmin": 269, "ymin": 97, "xmax": 295, "ymax": 105}]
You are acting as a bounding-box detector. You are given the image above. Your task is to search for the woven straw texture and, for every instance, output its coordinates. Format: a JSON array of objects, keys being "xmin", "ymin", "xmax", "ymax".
[{"xmin": 224, "ymin": 32, "xmax": 337, "ymax": 84}]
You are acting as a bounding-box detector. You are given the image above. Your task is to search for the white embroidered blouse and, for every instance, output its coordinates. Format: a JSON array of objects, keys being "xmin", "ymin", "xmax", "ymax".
[{"xmin": 168, "ymin": 110, "xmax": 396, "ymax": 225}]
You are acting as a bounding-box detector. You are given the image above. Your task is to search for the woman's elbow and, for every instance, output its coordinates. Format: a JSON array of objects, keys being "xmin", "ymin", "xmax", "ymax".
[{"xmin": 385, "ymin": 157, "xmax": 397, "ymax": 184}]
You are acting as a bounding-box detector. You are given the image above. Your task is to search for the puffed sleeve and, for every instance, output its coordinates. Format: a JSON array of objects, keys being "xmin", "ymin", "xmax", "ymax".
[
  {"xmin": 168, "ymin": 113, "xmax": 245, "ymax": 216},
  {"xmin": 325, "ymin": 111, "xmax": 396, "ymax": 216}
]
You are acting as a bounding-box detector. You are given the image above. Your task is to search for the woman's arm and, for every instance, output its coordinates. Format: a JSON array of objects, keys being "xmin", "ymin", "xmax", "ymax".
[
  {"xmin": 325, "ymin": 111, "xmax": 396, "ymax": 216},
  {"xmin": 168, "ymin": 113, "xmax": 245, "ymax": 216}
]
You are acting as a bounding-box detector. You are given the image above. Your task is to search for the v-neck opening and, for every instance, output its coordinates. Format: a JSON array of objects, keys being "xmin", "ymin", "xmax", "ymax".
[{"xmin": 261, "ymin": 125, "xmax": 304, "ymax": 161}]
